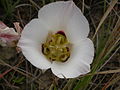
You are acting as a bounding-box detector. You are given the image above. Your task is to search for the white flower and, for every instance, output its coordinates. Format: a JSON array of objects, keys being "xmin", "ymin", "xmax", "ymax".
[
  {"xmin": 0, "ymin": 21, "xmax": 19, "ymax": 46},
  {"xmin": 18, "ymin": 1, "xmax": 94, "ymax": 78}
]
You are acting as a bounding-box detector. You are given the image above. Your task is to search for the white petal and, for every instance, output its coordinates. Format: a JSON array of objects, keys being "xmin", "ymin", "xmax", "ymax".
[
  {"xmin": 38, "ymin": 1, "xmax": 74, "ymax": 31},
  {"xmin": 19, "ymin": 19, "xmax": 49, "ymax": 44},
  {"xmin": 18, "ymin": 19, "xmax": 51, "ymax": 69},
  {"xmin": 51, "ymin": 38, "xmax": 94, "ymax": 78},
  {"xmin": 19, "ymin": 46, "xmax": 51, "ymax": 69},
  {"xmin": 65, "ymin": 3, "xmax": 90, "ymax": 43},
  {"xmin": 38, "ymin": 1, "xmax": 89, "ymax": 43}
]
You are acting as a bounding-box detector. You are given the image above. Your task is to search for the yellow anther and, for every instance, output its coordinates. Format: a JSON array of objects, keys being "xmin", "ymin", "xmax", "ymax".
[{"xmin": 42, "ymin": 32, "xmax": 71, "ymax": 62}]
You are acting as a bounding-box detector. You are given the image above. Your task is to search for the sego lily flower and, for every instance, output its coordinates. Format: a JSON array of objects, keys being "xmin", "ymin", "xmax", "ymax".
[{"xmin": 18, "ymin": 1, "xmax": 94, "ymax": 78}]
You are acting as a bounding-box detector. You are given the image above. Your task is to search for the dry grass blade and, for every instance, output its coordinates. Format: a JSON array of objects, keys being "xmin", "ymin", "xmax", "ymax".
[
  {"xmin": 15, "ymin": 4, "xmax": 32, "ymax": 8},
  {"xmin": 102, "ymin": 18, "xmax": 120, "ymax": 58},
  {"xmin": 82, "ymin": 0, "xmax": 85, "ymax": 13},
  {"xmin": 92, "ymin": 74, "xmax": 107, "ymax": 90},
  {"xmin": 0, "ymin": 59, "xmax": 33, "ymax": 78},
  {"xmin": 99, "ymin": 45, "xmax": 120, "ymax": 71},
  {"xmin": 49, "ymin": 84, "xmax": 54, "ymax": 90},
  {"xmin": 0, "ymin": 68, "xmax": 12, "ymax": 78},
  {"xmin": 92, "ymin": 17, "xmax": 120, "ymax": 69},
  {"xmin": 0, "ymin": 58, "xmax": 45, "ymax": 84},
  {"xmin": 106, "ymin": 18, "xmax": 120, "ymax": 44},
  {"xmin": 102, "ymin": 75, "xmax": 120, "ymax": 90},
  {"xmin": 77, "ymin": 69, "xmax": 120, "ymax": 78},
  {"xmin": 93, "ymin": 69, "xmax": 120, "ymax": 75},
  {"xmin": 92, "ymin": 0, "xmax": 118, "ymax": 40},
  {"xmin": 29, "ymin": 0, "xmax": 40, "ymax": 10}
]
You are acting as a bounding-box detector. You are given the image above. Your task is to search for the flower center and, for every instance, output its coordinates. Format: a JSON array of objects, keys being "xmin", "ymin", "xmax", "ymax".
[{"xmin": 42, "ymin": 31, "xmax": 71, "ymax": 62}]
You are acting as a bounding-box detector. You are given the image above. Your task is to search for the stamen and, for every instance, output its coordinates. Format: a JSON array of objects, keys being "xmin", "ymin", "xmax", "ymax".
[{"xmin": 42, "ymin": 31, "xmax": 71, "ymax": 62}]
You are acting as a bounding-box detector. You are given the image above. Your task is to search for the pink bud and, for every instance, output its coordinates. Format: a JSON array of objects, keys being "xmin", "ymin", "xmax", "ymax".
[{"xmin": 0, "ymin": 21, "xmax": 20, "ymax": 47}]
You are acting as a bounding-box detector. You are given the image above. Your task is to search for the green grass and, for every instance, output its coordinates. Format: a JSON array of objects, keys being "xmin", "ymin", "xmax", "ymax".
[{"xmin": 0, "ymin": 0, "xmax": 20, "ymax": 21}]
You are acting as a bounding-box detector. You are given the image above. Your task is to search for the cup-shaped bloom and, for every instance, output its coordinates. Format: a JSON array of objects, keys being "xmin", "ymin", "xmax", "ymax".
[{"xmin": 18, "ymin": 1, "xmax": 94, "ymax": 78}]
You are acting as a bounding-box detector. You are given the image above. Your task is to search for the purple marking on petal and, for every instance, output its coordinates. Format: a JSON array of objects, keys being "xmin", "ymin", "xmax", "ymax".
[{"xmin": 56, "ymin": 30, "xmax": 66, "ymax": 37}]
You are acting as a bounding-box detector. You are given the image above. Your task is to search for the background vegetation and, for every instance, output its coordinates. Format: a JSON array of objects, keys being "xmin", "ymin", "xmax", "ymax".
[{"xmin": 0, "ymin": 0, "xmax": 120, "ymax": 90}]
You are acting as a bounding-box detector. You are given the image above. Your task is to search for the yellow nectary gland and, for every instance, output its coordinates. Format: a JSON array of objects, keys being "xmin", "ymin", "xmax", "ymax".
[{"xmin": 42, "ymin": 31, "xmax": 70, "ymax": 62}]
